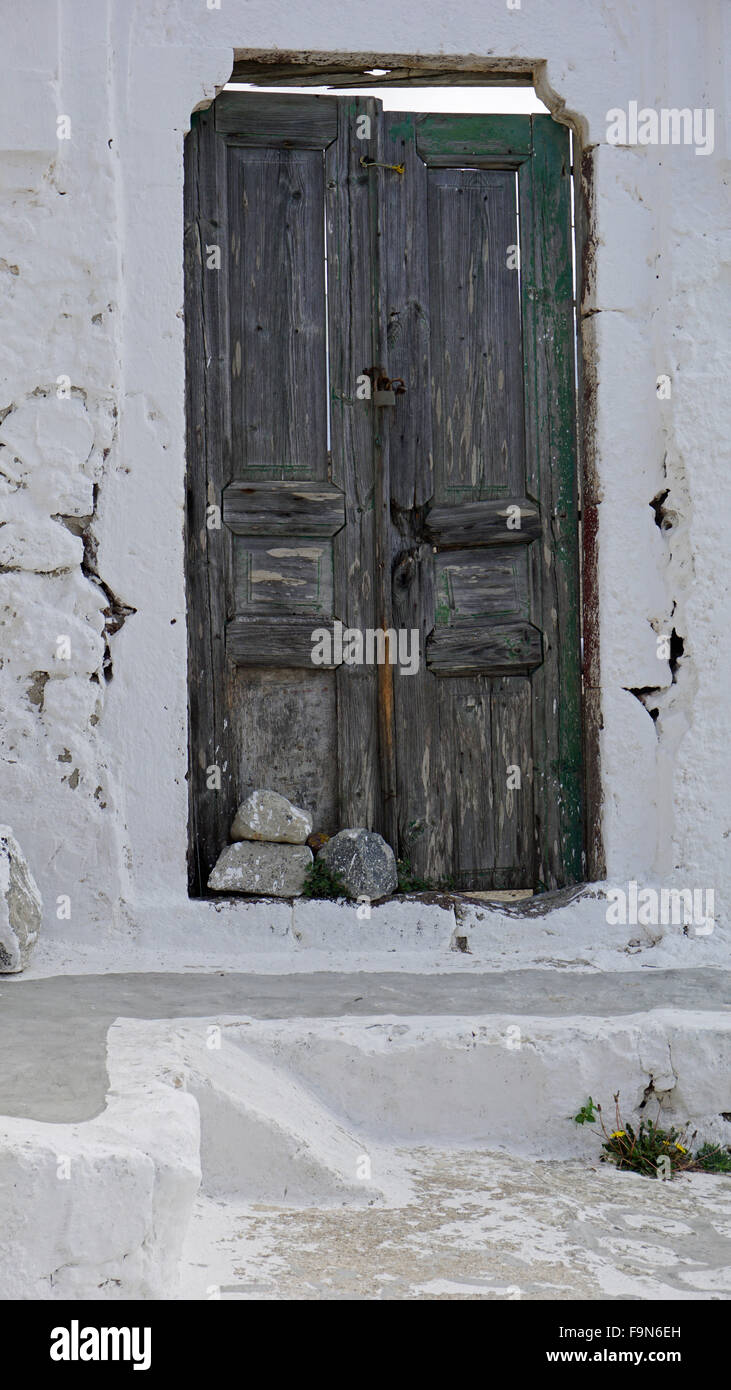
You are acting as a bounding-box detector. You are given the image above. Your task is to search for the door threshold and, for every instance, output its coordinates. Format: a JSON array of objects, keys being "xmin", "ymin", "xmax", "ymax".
[{"xmin": 461, "ymin": 889, "xmax": 534, "ymax": 902}]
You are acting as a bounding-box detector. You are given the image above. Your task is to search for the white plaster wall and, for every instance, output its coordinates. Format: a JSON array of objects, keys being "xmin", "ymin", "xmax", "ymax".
[{"xmin": 0, "ymin": 0, "xmax": 728, "ymax": 944}]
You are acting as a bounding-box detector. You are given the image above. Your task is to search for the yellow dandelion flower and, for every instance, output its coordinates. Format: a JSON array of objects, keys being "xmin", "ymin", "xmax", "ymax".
[
  {"xmin": 611, "ymin": 1131, "xmax": 626, "ymax": 1139},
  {"xmin": 675, "ymin": 1143, "xmax": 687, "ymax": 1153}
]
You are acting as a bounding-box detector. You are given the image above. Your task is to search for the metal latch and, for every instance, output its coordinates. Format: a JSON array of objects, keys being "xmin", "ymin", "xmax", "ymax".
[
  {"xmin": 366, "ymin": 366, "xmax": 407, "ymax": 407},
  {"xmin": 359, "ymin": 157, "xmax": 405, "ymax": 175}
]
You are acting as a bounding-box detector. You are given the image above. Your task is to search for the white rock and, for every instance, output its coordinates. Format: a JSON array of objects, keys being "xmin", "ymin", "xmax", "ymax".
[
  {"xmin": 0, "ymin": 518, "xmax": 83, "ymax": 573},
  {"xmin": 0, "ymin": 825, "xmax": 42, "ymax": 972},
  {"xmin": 231, "ymin": 789, "xmax": 312, "ymax": 845},
  {"xmin": 208, "ymin": 841, "xmax": 313, "ymax": 897},
  {"xmin": 0, "ymin": 395, "xmax": 94, "ymax": 476}
]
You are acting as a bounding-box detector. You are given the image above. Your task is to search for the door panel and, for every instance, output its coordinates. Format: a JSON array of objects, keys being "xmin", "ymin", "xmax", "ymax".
[
  {"xmin": 227, "ymin": 146, "xmax": 329, "ymax": 478},
  {"xmin": 235, "ymin": 667, "xmax": 338, "ymax": 835},
  {"xmin": 427, "ymin": 167, "xmax": 525, "ymax": 502},
  {"xmin": 184, "ymin": 94, "xmax": 583, "ymax": 894}
]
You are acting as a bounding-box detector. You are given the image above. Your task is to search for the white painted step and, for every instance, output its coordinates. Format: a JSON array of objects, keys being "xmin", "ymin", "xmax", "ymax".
[
  {"xmin": 182, "ymin": 1009, "xmax": 731, "ymax": 1159},
  {"xmin": 179, "ymin": 1026, "xmax": 408, "ymax": 1205}
]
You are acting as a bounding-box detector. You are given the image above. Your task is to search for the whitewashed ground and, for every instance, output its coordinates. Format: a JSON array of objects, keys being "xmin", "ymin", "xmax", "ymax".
[{"xmin": 179, "ymin": 1150, "xmax": 731, "ymax": 1301}]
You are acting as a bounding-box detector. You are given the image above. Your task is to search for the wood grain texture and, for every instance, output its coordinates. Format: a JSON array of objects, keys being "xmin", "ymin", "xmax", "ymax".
[
  {"xmin": 427, "ymin": 497, "xmax": 541, "ymax": 547},
  {"xmin": 427, "ymin": 620, "xmax": 543, "ymax": 675},
  {"xmin": 434, "ymin": 677, "xmax": 495, "ymax": 889},
  {"xmin": 186, "ymin": 97, "xmax": 583, "ymax": 896},
  {"xmin": 491, "ymin": 675, "xmax": 534, "ymax": 883},
  {"xmin": 233, "ymin": 537, "xmax": 333, "ymax": 615},
  {"xmin": 519, "ymin": 116, "xmax": 584, "ymax": 887},
  {"xmin": 381, "ymin": 111, "xmax": 441, "ymax": 879},
  {"xmin": 227, "ymin": 145, "xmax": 328, "ymax": 480},
  {"xmin": 427, "ymin": 167, "xmax": 525, "ymax": 503},
  {"xmin": 184, "ymin": 109, "xmax": 238, "ymax": 894},
  {"xmin": 395, "ymin": 117, "xmax": 536, "ymax": 885},
  {"xmin": 223, "ymin": 480, "xmax": 345, "ymax": 535},
  {"xmin": 186, "ymin": 97, "xmax": 345, "ymax": 888},
  {"xmin": 234, "ymin": 667, "xmax": 338, "ymax": 835},
  {"xmin": 416, "ymin": 113, "xmax": 532, "ymax": 163},
  {"xmin": 368, "ymin": 100, "xmax": 399, "ymax": 847},
  {"xmin": 227, "ymin": 616, "xmax": 341, "ymax": 667},
  {"xmin": 576, "ymin": 142, "xmax": 604, "ymax": 882},
  {"xmin": 231, "ymin": 62, "xmax": 534, "ymax": 89},
  {"xmin": 328, "ymin": 97, "xmax": 382, "ymax": 831},
  {"xmin": 434, "ymin": 547, "xmax": 528, "ymax": 624},
  {"xmin": 215, "ymin": 92, "xmax": 338, "ymax": 146}
]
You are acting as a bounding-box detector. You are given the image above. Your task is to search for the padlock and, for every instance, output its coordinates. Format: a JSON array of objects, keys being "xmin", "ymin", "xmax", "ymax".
[{"xmin": 365, "ymin": 366, "xmax": 406, "ymax": 406}]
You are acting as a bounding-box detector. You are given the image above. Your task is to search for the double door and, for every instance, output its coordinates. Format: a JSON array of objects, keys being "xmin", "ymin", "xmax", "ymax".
[{"xmin": 185, "ymin": 93, "xmax": 583, "ymax": 893}]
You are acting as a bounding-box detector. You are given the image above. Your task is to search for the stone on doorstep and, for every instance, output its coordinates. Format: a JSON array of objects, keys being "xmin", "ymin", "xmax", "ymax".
[
  {"xmin": 0, "ymin": 825, "xmax": 42, "ymax": 972},
  {"xmin": 230, "ymin": 789, "xmax": 312, "ymax": 845},
  {"xmin": 208, "ymin": 841, "xmax": 313, "ymax": 897},
  {"xmin": 317, "ymin": 829, "xmax": 397, "ymax": 901}
]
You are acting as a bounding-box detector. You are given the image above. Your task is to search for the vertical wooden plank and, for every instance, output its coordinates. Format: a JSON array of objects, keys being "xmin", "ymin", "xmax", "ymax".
[
  {"xmin": 380, "ymin": 113, "xmax": 442, "ymax": 879},
  {"xmin": 223, "ymin": 119, "xmax": 339, "ymax": 858},
  {"xmin": 184, "ymin": 109, "xmax": 238, "ymax": 892},
  {"xmin": 576, "ymin": 140, "xmax": 605, "ymax": 881},
  {"xmin": 391, "ymin": 519, "xmax": 441, "ymax": 877},
  {"xmin": 491, "ymin": 675, "xmax": 534, "ymax": 886},
  {"xmin": 437, "ymin": 677, "xmax": 496, "ymax": 889},
  {"xmin": 519, "ymin": 116, "xmax": 583, "ymax": 888},
  {"xmin": 328, "ymin": 98, "xmax": 382, "ymax": 830},
  {"xmin": 422, "ymin": 158, "xmax": 528, "ymax": 885},
  {"xmin": 228, "ymin": 146, "xmax": 328, "ymax": 480},
  {"xmin": 396, "ymin": 135, "xmax": 532, "ymax": 886},
  {"xmin": 368, "ymin": 99, "xmax": 399, "ymax": 849},
  {"xmin": 427, "ymin": 168, "xmax": 525, "ymax": 503},
  {"xmin": 381, "ymin": 112, "xmax": 433, "ymax": 513}
]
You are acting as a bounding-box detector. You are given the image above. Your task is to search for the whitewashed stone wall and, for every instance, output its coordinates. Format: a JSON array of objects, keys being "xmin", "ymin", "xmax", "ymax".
[{"xmin": 0, "ymin": 0, "xmax": 727, "ymax": 943}]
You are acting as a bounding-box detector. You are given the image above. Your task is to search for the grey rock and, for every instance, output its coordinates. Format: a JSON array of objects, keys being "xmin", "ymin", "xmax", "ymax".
[
  {"xmin": 0, "ymin": 826, "xmax": 42, "ymax": 973},
  {"xmin": 231, "ymin": 789, "xmax": 312, "ymax": 845},
  {"xmin": 208, "ymin": 841, "xmax": 313, "ymax": 896},
  {"xmin": 317, "ymin": 829, "xmax": 397, "ymax": 901}
]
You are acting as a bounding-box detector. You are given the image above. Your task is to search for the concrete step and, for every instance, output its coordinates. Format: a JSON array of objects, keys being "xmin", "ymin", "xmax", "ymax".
[
  {"xmin": 181, "ymin": 1027, "xmax": 407, "ymax": 1205},
  {"xmin": 0, "ymin": 967, "xmax": 728, "ymax": 1122},
  {"xmin": 180, "ymin": 1009, "xmax": 731, "ymax": 1159},
  {"xmin": 2, "ymin": 1008, "xmax": 729, "ymax": 1298}
]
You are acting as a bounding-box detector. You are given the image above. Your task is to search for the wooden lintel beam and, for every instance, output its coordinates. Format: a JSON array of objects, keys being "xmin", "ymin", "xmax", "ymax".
[{"xmin": 230, "ymin": 62, "xmax": 535, "ymax": 90}]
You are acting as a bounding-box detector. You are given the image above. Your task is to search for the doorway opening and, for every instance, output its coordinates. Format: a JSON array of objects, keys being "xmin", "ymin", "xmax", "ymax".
[{"xmin": 184, "ymin": 60, "xmax": 587, "ymax": 898}]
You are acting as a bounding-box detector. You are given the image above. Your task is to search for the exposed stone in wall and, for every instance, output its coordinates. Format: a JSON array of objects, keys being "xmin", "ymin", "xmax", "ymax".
[
  {"xmin": 0, "ymin": 388, "xmax": 132, "ymax": 928},
  {"xmin": 0, "ymin": 0, "xmax": 139, "ymax": 930},
  {"xmin": 0, "ymin": 823, "xmax": 42, "ymax": 971}
]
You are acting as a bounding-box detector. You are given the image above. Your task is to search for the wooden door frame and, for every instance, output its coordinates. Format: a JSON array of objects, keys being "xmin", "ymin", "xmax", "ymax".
[
  {"xmin": 184, "ymin": 106, "xmax": 235, "ymax": 896},
  {"xmin": 184, "ymin": 60, "xmax": 601, "ymax": 895}
]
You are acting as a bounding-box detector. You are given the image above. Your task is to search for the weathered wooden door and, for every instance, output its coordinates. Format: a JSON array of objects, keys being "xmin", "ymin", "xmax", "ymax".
[{"xmin": 185, "ymin": 93, "xmax": 583, "ymax": 895}]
